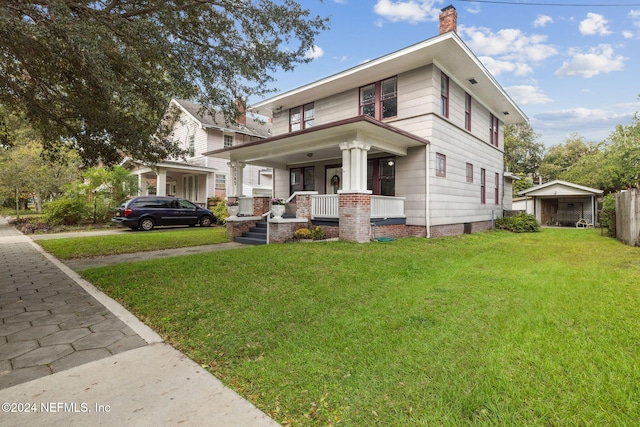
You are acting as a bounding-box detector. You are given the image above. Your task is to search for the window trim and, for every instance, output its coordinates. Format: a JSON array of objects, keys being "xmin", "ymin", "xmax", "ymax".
[
  {"xmin": 495, "ymin": 172, "xmax": 500, "ymax": 205},
  {"xmin": 359, "ymin": 76, "xmax": 398, "ymax": 121},
  {"xmin": 440, "ymin": 72, "xmax": 449, "ymax": 118},
  {"xmin": 289, "ymin": 102, "xmax": 315, "ymax": 132},
  {"xmin": 436, "ymin": 153, "xmax": 446, "ymax": 177},
  {"xmin": 490, "ymin": 114, "xmax": 499, "ymax": 147},
  {"xmin": 465, "ymin": 93, "xmax": 472, "ymax": 131}
]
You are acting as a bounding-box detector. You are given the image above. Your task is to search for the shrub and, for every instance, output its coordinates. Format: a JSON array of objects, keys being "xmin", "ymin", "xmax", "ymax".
[
  {"xmin": 44, "ymin": 196, "xmax": 90, "ymax": 225},
  {"xmin": 310, "ymin": 226, "xmax": 325, "ymax": 240},
  {"xmin": 294, "ymin": 228, "xmax": 312, "ymax": 239},
  {"xmin": 495, "ymin": 212, "xmax": 539, "ymax": 233},
  {"xmin": 211, "ymin": 199, "xmax": 229, "ymax": 225},
  {"xmin": 599, "ymin": 194, "xmax": 615, "ymax": 237}
]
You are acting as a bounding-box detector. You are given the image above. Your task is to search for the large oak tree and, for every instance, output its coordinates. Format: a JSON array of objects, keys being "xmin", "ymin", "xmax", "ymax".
[{"xmin": 0, "ymin": 0, "xmax": 328, "ymax": 164}]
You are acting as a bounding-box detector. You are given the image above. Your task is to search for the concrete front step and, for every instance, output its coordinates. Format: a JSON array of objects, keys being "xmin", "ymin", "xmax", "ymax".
[{"xmin": 235, "ymin": 221, "xmax": 267, "ymax": 245}]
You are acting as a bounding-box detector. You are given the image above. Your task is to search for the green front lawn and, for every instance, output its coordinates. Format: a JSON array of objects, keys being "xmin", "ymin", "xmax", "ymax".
[
  {"xmin": 38, "ymin": 227, "xmax": 228, "ymax": 259},
  {"xmin": 82, "ymin": 229, "xmax": 640, "ymax": 426}
]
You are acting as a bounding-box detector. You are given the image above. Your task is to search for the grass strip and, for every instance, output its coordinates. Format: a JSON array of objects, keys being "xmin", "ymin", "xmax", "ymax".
[{"xmin": 38, "ymin": 227, "xmax": 228, "ymax": 259}]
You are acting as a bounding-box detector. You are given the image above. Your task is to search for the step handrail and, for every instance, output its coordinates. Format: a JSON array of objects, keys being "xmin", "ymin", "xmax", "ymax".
[{"xmin": 262, "ymin": 209, "xmax": 272, "ymax": 245}]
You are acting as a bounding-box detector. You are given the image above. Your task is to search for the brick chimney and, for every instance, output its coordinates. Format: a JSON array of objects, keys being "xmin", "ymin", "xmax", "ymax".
[
  {"xmin": 439, "ymin": 5, "xmax": 457, "ymax": 34},
  {"xmin": 236, "ymin": 99, "xmax": 246, "ymax": 126}
]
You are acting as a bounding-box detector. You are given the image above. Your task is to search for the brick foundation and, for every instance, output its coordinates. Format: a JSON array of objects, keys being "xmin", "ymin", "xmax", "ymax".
[{"xmin": 225, "ymin": 218, "xmax": 258, "ymax": 240}]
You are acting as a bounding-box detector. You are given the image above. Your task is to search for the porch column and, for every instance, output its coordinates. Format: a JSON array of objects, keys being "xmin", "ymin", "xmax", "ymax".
[
  {"xmin": 137, "ymin": 173, "xmax": 147, "ymax": 196},
  {"xmin": 339, "ymin": 141, "xmax": 371, "ymax": 192},
  {"xmin": 228, "ymin": 161, "xmax": 245, "ymax": 198},
  {"xmin": 156, "ymin": 169, "xmax": 167, "ymax": 196}
]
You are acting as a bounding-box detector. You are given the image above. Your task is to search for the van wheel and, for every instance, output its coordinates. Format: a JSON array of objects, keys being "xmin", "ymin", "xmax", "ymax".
[
  {"xmin": 199, "ymin": 215, "xmax": 213, "ymax": 227},
  {"xmin": 139, "ymin": 218, "xmax": 155, "ymax": 231}
]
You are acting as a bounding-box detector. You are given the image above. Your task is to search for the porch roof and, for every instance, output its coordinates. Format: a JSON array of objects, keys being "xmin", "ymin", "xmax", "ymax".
[
  {"xmin": 202, "ymin": 115, "xmax": 430, "ymax": 169},
  {"xmin": 518, "ymin": 180, "xmax": 603, "ymax": 197},
  {"xmin": 122, "ymin": 158, "xmax": 217, "ymax": 176}
]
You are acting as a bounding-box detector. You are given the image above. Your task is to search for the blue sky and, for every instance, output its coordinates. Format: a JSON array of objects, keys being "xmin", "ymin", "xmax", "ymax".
[{"xmin": 263, "ymin": 0, "xmax": 640, "ymax": 147}]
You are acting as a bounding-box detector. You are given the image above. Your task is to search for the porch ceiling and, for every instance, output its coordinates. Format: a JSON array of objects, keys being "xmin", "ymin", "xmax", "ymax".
[{"xmin": 202, "ymin": 115, "xmax": 429, "ymax": 168}]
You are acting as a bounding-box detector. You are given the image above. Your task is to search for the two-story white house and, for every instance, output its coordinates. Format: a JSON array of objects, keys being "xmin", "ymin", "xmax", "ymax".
[
  {"xmin": 123, "ymin": 98, "xmax": 272, "ymax": 206},
  {"xmin": 206, "ymin": 6, "xmax": 528, "ymax": 242}
]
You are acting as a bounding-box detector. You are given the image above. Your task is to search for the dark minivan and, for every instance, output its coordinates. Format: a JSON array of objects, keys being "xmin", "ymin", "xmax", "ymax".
[{"xmin": 112, "ymin": 196, "xmax": 215, "ymax": 231}]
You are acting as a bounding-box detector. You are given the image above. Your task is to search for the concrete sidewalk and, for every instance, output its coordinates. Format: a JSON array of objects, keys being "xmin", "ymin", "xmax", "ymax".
[{"xmin": 0, "ymin": 216, "xmax": 279, "ymax": 426}]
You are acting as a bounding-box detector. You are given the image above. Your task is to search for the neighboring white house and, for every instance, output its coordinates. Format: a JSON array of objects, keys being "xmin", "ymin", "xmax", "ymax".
[
  {"xmin": 517, "ymin": 180, "xmax": 604, "ymax": 226},
  {"xmin": 204, "ymin": 5, "xmax": 528, "ymax": 242},
  {"xmin": 123, "ymin": 99, "xmax": 272, "ymax": 206}
]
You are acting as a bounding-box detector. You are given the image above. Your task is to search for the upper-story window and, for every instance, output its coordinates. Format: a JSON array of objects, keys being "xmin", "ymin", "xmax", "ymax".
[
  {"xmin": 465, "ymin": 93, "xmax": 472, "ymax": 131},
  {"xmin": 188, "ymin": 134, "xmax": 195, "ymax": 153},
  {"xmin": 359, "ymin": 77, "xmax": 397, "ymax": 120},
  {"xmin": 440, "ymin": 73, "xmax": 449, "ymax": 118},
  {"xmin": 223, "ymin": 134, "xmax": 233, "ymax": 148},
  {"xmin": 490, "ymin": 114, "xmax": 499, "ymax": 147},
  {"xmin": 289, "ymin": 103, "xmax": 315, "ymax": 132}
]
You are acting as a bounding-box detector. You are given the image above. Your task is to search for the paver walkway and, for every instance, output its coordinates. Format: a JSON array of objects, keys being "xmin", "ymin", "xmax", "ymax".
[
  {"xmin": 0, "ymin": 217, "xmax": 280, "ymax": 426},
  {"xmin": 0, "ymin": 219, "xmax": 147, "ymax": 389}
]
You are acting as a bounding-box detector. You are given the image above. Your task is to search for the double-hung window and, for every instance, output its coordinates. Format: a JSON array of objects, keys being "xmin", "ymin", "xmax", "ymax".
[
  {"xmin": 495, "ymin": 172, "xmax": 500, "ymax": 205},
  {"xmin": 440, "ymin": 73, "xmax": 449, "ymax": 118},
  {"xmin": 466, "ymin": 163, "xmax": 473, "ymax": 183},
  {"xmin": 436, "ymin": 153, "xmax": 446, "ymax": 177},
  {"xmin": 465, "ymin": 93, "xmax": 472, "ymax": 131},
  {"xmin": 490, "ymin": 114, "xmax": 499, "ymax": 146},
  {"xmin": 359, "ymin": 77, "xmax": 397, "ymax": 120},
  {"xmin": 223, "ymin": 134, "xmax": 233, "ymax": 148},
  {"xmin": 289, "ymin": 103, "xmax": 315, "ymax": 132}
]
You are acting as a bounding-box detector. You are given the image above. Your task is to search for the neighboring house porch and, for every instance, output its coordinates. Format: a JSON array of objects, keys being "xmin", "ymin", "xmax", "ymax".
[{"xmin": 122, "ymin": 159, "xmax": 217, "ymax": 207}]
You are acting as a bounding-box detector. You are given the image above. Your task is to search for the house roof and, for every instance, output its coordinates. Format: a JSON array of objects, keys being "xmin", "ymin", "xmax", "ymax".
[
  {"xmin": 249, "ymin": 31, "xmax": 527, "ymax": 125},
  {"xmin": 518, "ymin": 180, "xmax": 604, "ymax": 197},
  {"xmin": 202, "ymin": 115, "xmax": 430, "ymax": 169},
  {"xmin": 172, "ymin": 99, "xmax": 271, "ymax": 138}
]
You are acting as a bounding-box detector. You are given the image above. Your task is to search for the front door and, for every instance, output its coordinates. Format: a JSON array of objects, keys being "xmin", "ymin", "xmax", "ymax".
[{"xmin": 325, "ymin": 166, "xmax": 342, "ymax": 194}]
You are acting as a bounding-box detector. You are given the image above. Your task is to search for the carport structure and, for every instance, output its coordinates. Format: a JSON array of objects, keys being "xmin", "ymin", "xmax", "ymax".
[{"xmin": 518, "ymin": 180, "xmax": 604, "ymax": 227}]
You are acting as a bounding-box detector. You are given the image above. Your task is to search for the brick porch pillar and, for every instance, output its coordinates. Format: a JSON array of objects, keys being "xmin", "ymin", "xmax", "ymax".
[{"xmin": 339, "ymin": 193, "xmax": 371, "ymax": 243}]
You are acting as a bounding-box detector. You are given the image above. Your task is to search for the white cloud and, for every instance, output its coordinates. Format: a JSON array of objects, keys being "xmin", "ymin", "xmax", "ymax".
[
  {"xmin": 555, "ymin": 44, "xmax": 627, "ymax": 78},
  {"xmin": 479, "ymin": 56, "xmax": 532, "ymax": 77},
  {"xmin": 465, "ymin": 3, "xmax": 481, "ymax": 15},
  {"xmin": 373, "ymin": 0, "xmax": 442, "ymax": 24},
  {"xmin": 534, "ymin": 14, "xmax": 553, "ymax": 28},
  {"xmin": 579, "ymin": 13, "xmax": 612, "ymax": 36},
  {"xmin": 305, "ymin": 45, "xmax": 324, "ymax": 60},
  {"xmin": 623, "ymin": 31, "xmax": 635, "ymax": 39},
  {"xmin": 505, "ymin": 85, "xmax": 553, "ymax": 105},
  {"xmin": 460, "ymin": 26, "xmax": 557, "ymax": 77}
]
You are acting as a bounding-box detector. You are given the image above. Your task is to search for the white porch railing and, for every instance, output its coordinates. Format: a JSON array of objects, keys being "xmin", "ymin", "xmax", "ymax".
[
  {"xmin": 310, "ymin": 194, "xmax": 405, "ymax": 219},
  {"xmin": 238, "ymin": 197, "xmax": 253, "ymax": 216},
  {"xmin": 371, "ymin": 195, "xmax": 405, "ymax": 218},
  {"xmin": 311, "ymin": 194, "xmax": 339, "ymax": 218}
]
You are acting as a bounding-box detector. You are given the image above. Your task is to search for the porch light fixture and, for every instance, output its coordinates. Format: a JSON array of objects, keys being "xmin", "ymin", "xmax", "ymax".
[
  {"xmin": 387, "ymin": 159, "xmax": 395, "ymax": 167},
  {"xmin": 503, "ymin": 111, "xmax": 509, "ymax": 115},
  {"xmin": 468, "ymin": 78, "xmax": 478, "ymax": 85}
]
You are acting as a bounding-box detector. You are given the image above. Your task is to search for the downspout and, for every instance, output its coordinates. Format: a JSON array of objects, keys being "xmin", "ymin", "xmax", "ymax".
[{"xmin": 425, "ymin": 145, "xmax": 431, "ymax": 238}]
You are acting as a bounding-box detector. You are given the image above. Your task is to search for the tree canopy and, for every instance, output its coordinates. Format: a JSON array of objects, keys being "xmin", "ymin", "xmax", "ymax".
[
  {"xmin": 504, "ymin": 122, "xmax": 544, "ymax": 180},
  {"xmin": 0, "ymin": 0, "xmax": 328, "ymax": 164}
]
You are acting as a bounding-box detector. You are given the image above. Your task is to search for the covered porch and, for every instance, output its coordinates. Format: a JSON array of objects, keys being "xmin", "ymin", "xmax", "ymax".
[
  {"xmin": 203, "ymin": 116, "xmax": 429, "ymax": 242},
  {"xmin": 122, "ymin": 159, "xmax": 217, "ymax": 207}
]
